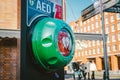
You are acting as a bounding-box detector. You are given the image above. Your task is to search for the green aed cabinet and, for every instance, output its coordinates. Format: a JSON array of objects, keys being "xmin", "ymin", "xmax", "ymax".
[
  {"xmin": 30, "ymin": 17, "xmax": 75, "ymax": 72},
  {"xmin": 21, "ymin": 0, "xmax": 75, "ymax": 80}
]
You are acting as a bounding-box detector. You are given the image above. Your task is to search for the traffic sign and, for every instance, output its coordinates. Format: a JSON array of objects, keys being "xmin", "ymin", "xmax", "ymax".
[{"xmin": 82, "ymin": 0, "xmax": 120, "ymax": 21}]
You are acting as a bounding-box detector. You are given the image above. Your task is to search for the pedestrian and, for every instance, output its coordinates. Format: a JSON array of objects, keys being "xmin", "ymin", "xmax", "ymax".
[
  {"xmin": 89, "ymin": 60, "xmax": 97, "ymax": 80},
  {"xmin": 85, "ymin": 61, "xmax": 91, "ymax": 80},
  {"xmin": 80, "ymin": 63, "xmax": 87, "ymax": 80},
  {"xmin": 72, "ymin": 62, "xmax": 82, "ymax": 80}
]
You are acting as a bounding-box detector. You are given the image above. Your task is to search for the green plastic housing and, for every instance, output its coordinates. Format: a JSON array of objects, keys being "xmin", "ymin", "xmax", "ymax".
[{"xmin": 31, "ymin": 18, "xmax": 75, "ymax": 72}]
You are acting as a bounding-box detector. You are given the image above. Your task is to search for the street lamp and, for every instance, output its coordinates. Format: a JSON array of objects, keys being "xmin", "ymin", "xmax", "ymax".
[{"xmin": 100, "ymin": 0, "xmax": 109, "ymax": 80}]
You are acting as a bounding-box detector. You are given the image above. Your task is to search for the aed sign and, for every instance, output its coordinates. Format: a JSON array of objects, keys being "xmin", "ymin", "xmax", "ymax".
[{"xmin": 27, "ymin": 0, "xmax": 62, "ymax": 26}]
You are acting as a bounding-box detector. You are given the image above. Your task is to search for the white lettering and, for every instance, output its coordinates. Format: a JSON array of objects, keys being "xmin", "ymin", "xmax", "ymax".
[
  {"xmin": 47, "ymin": 4, "xmax": 51, "ymax": 13},
  {"xmin": 36, "ymin": 0, "xmax": 51, "ymax": 13},
  {"xmin": 42, "ymin": 2, "xmax": 46, "ymax": 12},
  {"xmin": 36, "ymin": 0, "xmax": 41, "ymax": 10}
]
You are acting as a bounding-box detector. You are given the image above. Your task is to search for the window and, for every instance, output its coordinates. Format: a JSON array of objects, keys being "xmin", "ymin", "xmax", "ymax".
[
  {"xmin": 118, "ymin": 32, "xmax": 120, "ymax": 41},
  {"xmin": 88, "ymin": 41, "xmax": 91, "ymax": 47},
  {"xmin": 100, "ymin": 29, "xmax": 102, "ymax": 34},
  {"xmin": 117, "ymin": 22, "xmax": 120, "ymax": 30},
  {"xmin": 97, "ymin": 48, "xmax": 100, "ymax": 54},
  {"xmin": 83, "ymin": 21, "xmax": 86, "ymax": 25},
  {"xmin": 111, "ymin": 15, "xmax": 114, "ymax": 22},
  {"xmin": 78, "ymin": 52, "xmax": 81, "ymax": 57},
  {"xmin": 107, "ymin": 46, "xmax": 110, "ymax": 52},
  {"xmin": 100, "ymin": 20, "xmax": 102, "ymax": 26},
  {"xmin": 92, "ymin": 40, "xmax": 95, "ymax": 46},
  {"xmin": 101, "ymin": 47, "xmax": 103, "ymax": 53},
  {"xmin": 89, "ymin": 49, "xmax": 91, "ymax": 55},
  {"xmin": 97, "ymin": 40, "xmax": 100, "ymax": 45},
  {"xmin": 82, "ymin": 51, "xmax": 84, "ymax": 56},
  {"xmin": 105, "ymin": 12, "xmax": 108, "ymax": 15},
  {"xmin": 96, "ymin": 31, "xmax": 99, "ymax": 33},
  {"xmin": 87, "ymin": 19, "xmax": 90, "ymax": 23},
  {"xmin": 111, "ymin": 24, "xmax": 115, "ymax": 32},
  {"xmin": 112, "ymin": 34, "xmax": 116, "ymax": 42},
  {"xmin": 84, "ymin": 27, "xmax": 86, "ymax": 32},
  {"xmin": 92, "ymin": 24, "xmax": 94, "ymax": 30},
  {"xmin": 93, "ymin": 49, "xmax": 96, "ymax": 54},
  {"xmin": 117, "ymin": 13, "xmax": 120, "ymax": 19},
  {"xmin": 113, "ymin": 44, "xmax": 117, "ymax": 51},
  {"xmin": 85, "ymin": 51, "xmax": 87, "ymax": 56},
  {"xmin": 96, "ymin": 22, "xmax": 99, "ymax": 28},
  {"xmin": 106, "ymin": 26, "xmax": 109, "ymax": 33},
  {"xmin": 107, "ymin": 36, "xmax": 110, "ymax": 43},
  {"xmin": 105, "ymin": 17, "xmax": 108, "ymax": 24},
  {"xmin": 81, "ymin": 22, "xmax": 83, "ymax": 26},
  {"xmin": 88, "ymin": 25, "xmax": 90, "ymax": 31},
  {"xmin": 119, "ymin": 43, "xmax": 120, "ymax": 50},
  {"xmin": 96, "ymin": 15, "xmax": 98, "ymax": 19},
  {"xmin": 91, "ymin": 17, "xmax": 94, "ymax": 21}
]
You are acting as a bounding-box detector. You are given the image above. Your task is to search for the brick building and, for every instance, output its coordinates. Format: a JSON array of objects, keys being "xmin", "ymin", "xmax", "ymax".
[
  {"xmin": 0, "ymin": 0, "xmax": 20, "ymax": 80},
  {"xmin": 69, "ymin": 12, "xmax": 120, "ymax": 71}
]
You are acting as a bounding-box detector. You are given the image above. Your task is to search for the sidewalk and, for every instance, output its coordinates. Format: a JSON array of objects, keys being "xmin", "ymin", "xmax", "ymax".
[
  {"xmin": 65, "ymin": 70, "xmax": 120, "ymax": 80},
  {"xmin": 95, "ymin": 70, "xmax": 120, "ymax": 79}
]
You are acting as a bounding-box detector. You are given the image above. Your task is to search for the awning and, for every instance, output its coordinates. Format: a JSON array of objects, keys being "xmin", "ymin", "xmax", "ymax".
[
  {"xmin": 0, "ymin": 29, "xmax": 20, "ymax": 38},
  {"xmin": 74, "ymin": 33, "xmax": 107, "ymax": 41}
]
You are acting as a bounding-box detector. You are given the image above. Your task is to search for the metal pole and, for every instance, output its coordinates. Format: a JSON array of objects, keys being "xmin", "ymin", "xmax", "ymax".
[{"xmin": 100, "ymin": 0, "xmax": 109, "ymax": 80}]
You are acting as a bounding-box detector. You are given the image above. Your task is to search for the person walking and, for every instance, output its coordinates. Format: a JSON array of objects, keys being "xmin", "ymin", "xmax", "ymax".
[
  {"xmin": 80, "ymin": 63, "xmax": 87, "ymax": 80},
  {"xmin": 85, "ymin": 61, "xmax": 91, "ymax": 80},
  {"xmin": 72, "ymin": 62, "xmax": 82, "ymax": 80},
  {"xmin": 89, "ymin": 60, "xmax": 97, "ymax": 80}
]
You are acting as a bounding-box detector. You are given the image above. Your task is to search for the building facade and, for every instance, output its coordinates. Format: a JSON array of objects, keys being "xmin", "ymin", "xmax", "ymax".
[
  {"xmin": 0, "ymin": 0, "xmax": 20, "ymax": 80},
  {"xmin": 69, "ymin": 12, "xmax": 120, "ymax": 71}
]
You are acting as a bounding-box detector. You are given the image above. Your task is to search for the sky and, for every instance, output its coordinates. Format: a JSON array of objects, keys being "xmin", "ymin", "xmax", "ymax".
[{"xmin": 66, "ymin": 0, "xmax": 97, "ymax": 23}]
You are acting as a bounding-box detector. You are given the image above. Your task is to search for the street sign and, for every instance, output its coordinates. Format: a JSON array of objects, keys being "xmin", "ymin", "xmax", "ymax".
[{"xmin": 82, "ymin": 0, "xmax": 120, "ymax": 21}]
